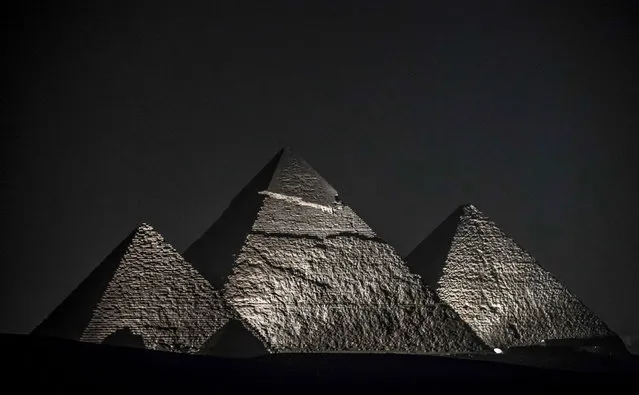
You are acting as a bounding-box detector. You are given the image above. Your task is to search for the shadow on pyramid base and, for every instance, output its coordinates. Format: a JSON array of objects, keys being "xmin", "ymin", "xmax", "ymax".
[
  {"xmin": 198, "ymin": 319, "xmax": 268, "ymax": 357},
  {"xmin": 102, "ymin": 327, "xmax": 146, "ymax": 348}
]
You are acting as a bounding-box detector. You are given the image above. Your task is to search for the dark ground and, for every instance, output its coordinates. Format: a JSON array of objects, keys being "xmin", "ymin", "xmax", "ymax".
[{"xmin": 4, "ymin": 334, "xmax": 637, "ymax": 392}]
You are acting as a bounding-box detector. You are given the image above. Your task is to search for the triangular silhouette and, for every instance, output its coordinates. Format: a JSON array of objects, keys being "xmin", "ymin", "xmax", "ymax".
[
  {"xmin": 184, "ymin": 148, "xmax": 488, "ymax": 354},
  {"xmin": 406, "ymin": 204, "xmax": 622, "ymax": 351},
  {"xmin": 32, "ymin": 226, "xmax": 141, "ymax": 341},
  {"xmin": 32, "ymin": 224, "xmax": 228, "ymax": 353},
  {"xmin": 199, "ymin": 319, "xmax": 268, "ymax": 357}
]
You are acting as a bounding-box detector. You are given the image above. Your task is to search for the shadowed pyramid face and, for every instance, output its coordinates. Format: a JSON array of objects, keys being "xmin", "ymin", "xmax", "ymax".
[
  {"xmin": 406, "ymin": 204, "xmax": 616, "ymax": 350},
  {"xmin": 185, "ymin": 148, "xmax": 487, "ymax": 354},
  {"xmin": 198, "ymin": 319, "xmax": 268, "ymax": 357},
  {"xmin": 33, "ymin": 224, "xmax": 228, "ymax": 353}
]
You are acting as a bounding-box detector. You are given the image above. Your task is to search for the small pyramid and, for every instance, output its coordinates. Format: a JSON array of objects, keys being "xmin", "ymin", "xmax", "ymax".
[
  {"xmin": 406, "ymin": 204, "xmax": 620, "ymax": 350},
  {"xmin": 184, "ymin": 148, "xmax": 487, "ymax": 354},
  {"xmin": 199, "ymin": 319, "xmax": 268, "ymax": 357},
  {"xmin": 32, "ymin": 224, "xmax": 228, "ymax": 353}
]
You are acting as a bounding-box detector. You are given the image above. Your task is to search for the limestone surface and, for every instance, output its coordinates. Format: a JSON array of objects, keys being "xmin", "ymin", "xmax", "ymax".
[
  {"xmin": 406, "ymin": 204, "xmax": 619, "ymax": 350},
  {"xmin": 32, "ymin": 224, "xmax": 228, "ymax": 353},
  {"xmin": 185, "ymin": 148, "xmax": 487, "ymax": 355}
]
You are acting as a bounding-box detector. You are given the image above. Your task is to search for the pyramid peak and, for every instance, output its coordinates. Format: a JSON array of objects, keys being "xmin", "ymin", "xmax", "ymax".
[
  {"xmin": 131, "ymin": 223, "xmax": 162, "ymax": 238},
  {"xmin": 121, "ymin": 223, "xmax": 175, "ymax": 250},
  {"xmin": 262, "ymin": 148, "xmax": 338, "ymax": 206},
  {"xmin": 135, "ymin": 222, "xmax": 155, "ymax": 231},
  {"xmin": 224, "ymin": 147, "xmax": 338, "ymax": 208},
  {"xmin": 273, "ymin": 146, "xmax": 309, "ymax": 166},
  {"xmin": 458, "ymin": 203, "xmax": 482, "ymax": 215},
  {"xmin": 435, "ymin": 204, "xmax": 482, "ymax": 223},
  {"xmin": 279, "ymin": 145, "xmax": 294, "ymax": 154},
  {"xmin": 271, "ymin": 146, "xmax": 298, "ymax": 160}
]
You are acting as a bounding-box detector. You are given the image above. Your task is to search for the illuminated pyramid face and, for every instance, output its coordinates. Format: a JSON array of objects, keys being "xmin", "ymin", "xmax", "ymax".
[
  {"xmin": 406, "ymin": 204, "xmax": 616, "ymax": 349},
  {"xmin": 184, "ymin": 148, "xmax": 487, "ymax": 354},
  {"xmin": 33, "ymin": 224, "xmax": 228, "ymax": 353}
]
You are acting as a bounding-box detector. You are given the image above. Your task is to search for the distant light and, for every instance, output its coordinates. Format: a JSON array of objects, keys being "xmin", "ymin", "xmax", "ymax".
[{"xmin": 493, "ymin": 348, "xmax": 503, "ymax": 354}]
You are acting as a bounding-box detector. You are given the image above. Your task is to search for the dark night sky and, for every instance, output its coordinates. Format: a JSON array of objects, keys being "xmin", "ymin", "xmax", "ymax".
[{"xmin": 2, "ymin": 1, "xmax": 637, "ymax": 340}]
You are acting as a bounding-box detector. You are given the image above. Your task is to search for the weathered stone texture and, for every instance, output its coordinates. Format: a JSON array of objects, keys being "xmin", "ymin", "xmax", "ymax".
[
  {"xmin": 406, "ymin": 204, "xmax": 616, "ymax": 350},
  {"xmin": 253, "ymin": 192, "xmax": 375, "ymax": 237},
  {"xmin": 227, "ymin": 234, "xmax": 425, "ymax": 307},
  {"xmin": 267, "ymin": 152, "xmax": 339, "ymax": 206},
  {"xmin": 186, "ymin": 148, "xmax": 487, "ymax": 355},
  {"xmin": 34, "ymin": 224, "xmax": 228, "ymax": 353}
]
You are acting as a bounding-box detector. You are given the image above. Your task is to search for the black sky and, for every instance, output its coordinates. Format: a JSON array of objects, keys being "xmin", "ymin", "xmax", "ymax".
[{"xmin": 2, "ymin": 1, "xmax": 637, "ymax": 338}]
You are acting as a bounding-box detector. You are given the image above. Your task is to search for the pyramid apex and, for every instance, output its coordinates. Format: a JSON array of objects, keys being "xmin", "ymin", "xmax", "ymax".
[
  {"xmin": 272, "ymin": 145, "xmax": 295, "ymax": 155},
  {"xmin": 264, "ymin": 147, "xmax": 338, "ymax": 206},
  {"xmin": 276, "ymin": 145, "xmax": 303, "ymax": 161},
  {"xmin": 132, "ymin": 222, "xmax": 159, "ymax": 235},
  {"xmin": 457, "ymin": 203, "xmax": 483, "ymax": 216},
  {"xmin": 128, "ymin": 223, "xmax": 169, "ymax": 245}
]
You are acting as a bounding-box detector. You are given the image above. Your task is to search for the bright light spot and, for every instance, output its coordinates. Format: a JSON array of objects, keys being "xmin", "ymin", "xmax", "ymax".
[{"xmin": 493, "ymin": 348, "xmax": 503, "ymax": 354}]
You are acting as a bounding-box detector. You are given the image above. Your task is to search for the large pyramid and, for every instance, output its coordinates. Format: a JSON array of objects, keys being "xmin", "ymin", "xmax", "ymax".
[
  {"xmin": 32, "ymin": 224, "xmax": 228, "ymax": 353},
  {"xmin": 184, "ymin": 148, "xmax": 487, "ymax": 354},
  {"xmin": 406, "ymin": 204, "xmax": 620, "ymax": 351}
]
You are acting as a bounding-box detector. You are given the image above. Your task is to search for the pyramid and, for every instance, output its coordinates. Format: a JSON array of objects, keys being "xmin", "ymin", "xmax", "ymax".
[
  {"xmin": 184, "ymin": 148, "xmax": 487, "ymax": 354},
  {"xmin": 199, "ymin": 319, "xmax": 268, "ymax": 357},
  {"xmin": 406, "ymin": 204, "xmax": 620, "ymax": 351},
  {"xmin": 32, "ymin": 224, "xmax": 228, "ymax": 353}
]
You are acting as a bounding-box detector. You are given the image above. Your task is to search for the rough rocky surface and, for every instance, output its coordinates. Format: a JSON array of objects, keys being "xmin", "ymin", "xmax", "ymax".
[
  {"xmin": 406, "ymin": 204, "xmax": 621, "ymax": 351},
  {"xmin": 32, "ymin": 224, "xmax": 228, "ymax": 353},
  {"xmin": 185, "ymin": 148, "xmax": 487, "ymax": 355}
]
